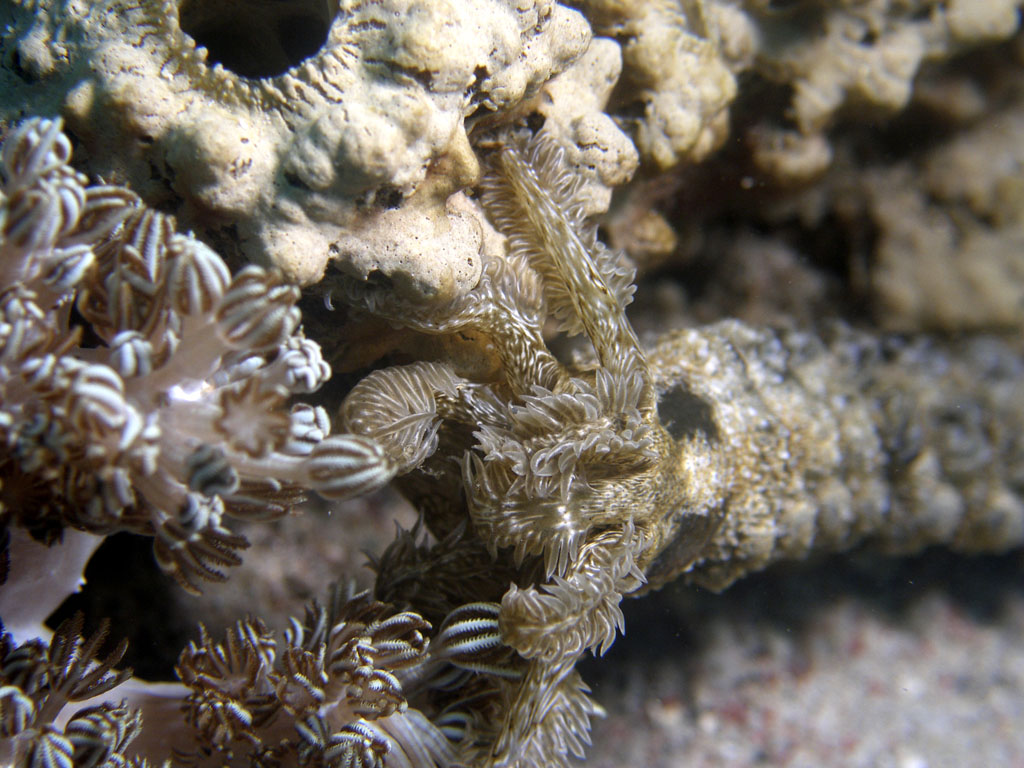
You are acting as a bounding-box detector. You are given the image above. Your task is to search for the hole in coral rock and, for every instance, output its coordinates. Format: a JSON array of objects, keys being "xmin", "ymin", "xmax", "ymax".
[
  {"xmin": 657, "ymin": 384, "xmax": 720, "ymax": 442},
  {"xmin": 525, "ymin": 111, "xmax": 547, "ymax": 135},
  {"xmin": 374, "ymin": 185, "xmax": 405, "ymax": 210},
  {"xmin": 178, "ymin": 0, "xmax": 334, "ymax": 79},
  {"xmin": 364, "ymin": 269, "xmax": 395, "ymax": 291}
]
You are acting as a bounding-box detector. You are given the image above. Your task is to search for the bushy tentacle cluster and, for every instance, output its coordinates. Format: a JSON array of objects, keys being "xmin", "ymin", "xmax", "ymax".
[
  {"xmin": 339, "ymin": 130, "xmax": 694, "ymax": 767},
  {"xmin": 0, "ymin": 614, "xmax": 146, "ymax": 768},
  {"xmin": 173, "ymin": 584, "xmax": 521, "ymax": 768},
  {"xmin": 0, "ymin": 118, "xmax": 393, "ymax": 593},
  {"xmin": 340, "ymin": 121, "xmax": 1024, "ymax": 767},
  {"xmin": 1, "ymin": 583, "xmax": 520, "ymax": 768}
]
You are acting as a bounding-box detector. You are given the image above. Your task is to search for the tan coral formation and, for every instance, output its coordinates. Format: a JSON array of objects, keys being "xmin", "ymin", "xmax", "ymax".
[
  {"xmin": 645, "ymin": 323, "xmax": 1024, "ymax": 591},
  {"xmin": 577, "ymin": 0, "xmax": 746, "ymax": 169},
  {"xmin": 740, "ymin": 0, "xmax": 1023, "ymax": 181},
  {"xmin": 534, "ymin": 37, "xmax": 640, "ymax": 217},
  {"xmin": 574, "ymin": 0, "xmax": 1021, "ymax": 176},
  {"xmin": 736, "ymin": 47, "xmax": 1024, "ymax": 334},
  {"xmin": 0, "ymin": 0, "xmax": 590, "ymax": 296},
  {"xmin": 635, "ymin": 25, "xmax": 1024, "ymax": 336},
  {"xmin": 866, "ymin": 101, "xmax": 1024, "ymax": 331},
  {"xmin": 6, "ymin": 0, "xmax": 1016, "ymax": 308}
]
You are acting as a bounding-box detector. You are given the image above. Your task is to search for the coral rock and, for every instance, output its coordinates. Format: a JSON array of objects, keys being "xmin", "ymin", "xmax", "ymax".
[
  {"xmin": 1, "ymin": 0, "xmax": 590, "ymax": 295},
  {"xmin": 579, "ymin": 0, "xmax": 739, "ymax": 169}
]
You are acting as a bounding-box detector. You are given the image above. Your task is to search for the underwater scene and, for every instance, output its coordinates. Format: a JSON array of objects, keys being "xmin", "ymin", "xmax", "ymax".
[{"xmin": 1, "ymin": 1, "xmax": 1023, "ymax": 766}]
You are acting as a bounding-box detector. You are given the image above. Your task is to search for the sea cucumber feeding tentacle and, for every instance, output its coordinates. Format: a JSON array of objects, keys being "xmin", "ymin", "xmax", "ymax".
[
  {"xmin": 340, "ymin": 129, "xmax": 716, "ymax": 766},
  {"xmin": 480, "ymin": 134, "xmax": 648, "ymax": 393},
  {"xmin": 338, "ymin": 127, "xmax": 1024, "ymax": 767}
]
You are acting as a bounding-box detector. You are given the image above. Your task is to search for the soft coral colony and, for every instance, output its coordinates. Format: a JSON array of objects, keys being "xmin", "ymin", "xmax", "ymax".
[
  {"xmin": 0, "ymin": 116, "xmax": 398, "ymax": 596},
  {"xmin": 0, "ymin": 118, "xmax": 499, "ymax": 767}
]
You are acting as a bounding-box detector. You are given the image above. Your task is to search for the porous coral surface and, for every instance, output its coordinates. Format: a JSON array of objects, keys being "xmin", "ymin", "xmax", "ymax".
[{"xmin": 0, "ymin": 0, "xmax": 589, "ymax": 295}]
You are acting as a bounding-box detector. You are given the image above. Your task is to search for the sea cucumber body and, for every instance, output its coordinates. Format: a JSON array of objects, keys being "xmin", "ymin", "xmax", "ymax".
[{"xmin": 646, "ymin": 321, "xmax": 1024, "ymax": 591}]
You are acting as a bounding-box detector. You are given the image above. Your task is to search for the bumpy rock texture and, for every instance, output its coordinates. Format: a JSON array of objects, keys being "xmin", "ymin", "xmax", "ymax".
[
  {"xmin": 581, "ymin": 0, "xmax": 1023, "ymax": 175},
  {"xmin": 0, "ymin": 0, "xmax": 590, "ymax": 295}
]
